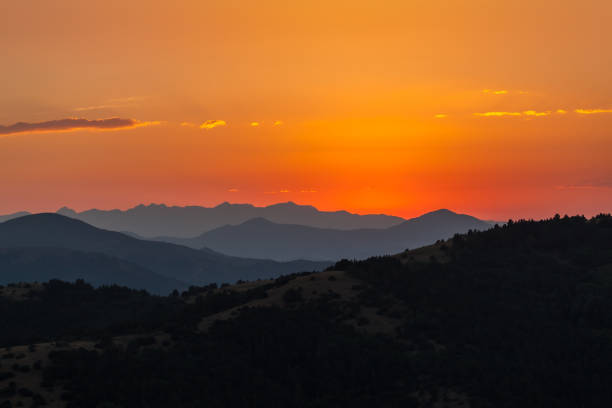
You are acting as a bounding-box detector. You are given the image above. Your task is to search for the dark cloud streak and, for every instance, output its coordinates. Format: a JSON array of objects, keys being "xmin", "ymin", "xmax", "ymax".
[{"xmin": 0, "ymin": 118, "xmax": 146, "ymax": 136}]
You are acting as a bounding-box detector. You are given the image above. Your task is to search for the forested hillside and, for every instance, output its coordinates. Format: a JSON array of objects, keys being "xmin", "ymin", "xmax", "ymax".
[{"xmin": 1, "ymin": 214, "xmax": 611, "ymax": 408}]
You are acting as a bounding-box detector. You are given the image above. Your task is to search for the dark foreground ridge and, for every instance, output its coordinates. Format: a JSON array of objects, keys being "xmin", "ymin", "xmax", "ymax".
[{"xmin": 1, "ymin": 213, "xmax": 611, "ymax": 407}]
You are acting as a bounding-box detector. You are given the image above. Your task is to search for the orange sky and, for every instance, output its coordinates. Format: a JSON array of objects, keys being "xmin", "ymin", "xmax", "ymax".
[{"xmin": 1, "ymin": 0, "xmax": 611, "ymax": 220}]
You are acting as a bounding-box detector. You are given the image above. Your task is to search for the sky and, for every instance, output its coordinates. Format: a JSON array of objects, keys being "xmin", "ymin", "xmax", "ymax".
[{"xmin": 1, "ymin": 0, "xmax": 611, "ymax": 220}]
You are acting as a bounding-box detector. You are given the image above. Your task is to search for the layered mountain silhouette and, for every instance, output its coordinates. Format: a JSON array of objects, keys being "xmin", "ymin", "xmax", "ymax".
[
  {"xmin": 154, "ymin": 209, "xmax": 492, "ymax": 261},
  {"xmin": 0, "ymin": 247, "xmax": 186, "ymax": 295},
  {"xmin": 0, "ymin": 211, "xmax": 30, "ymax": 223},
  {"xmin": 5, "ymin": 215, "xmax": 611, "ymax": 407},
  {"xmin": 55, "ymin": 202, "xmax": 405, "ymax": 238},
  {"xmin": 0, "ymin": 214, "xmax": 330, "ymax": 293}
]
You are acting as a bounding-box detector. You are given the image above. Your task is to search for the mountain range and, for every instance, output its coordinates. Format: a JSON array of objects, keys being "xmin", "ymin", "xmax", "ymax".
[
  {"xmin": 152, "ymin": 209, "xmax": 492, "ymax": 261},
  {"xmin": 54, "ymin": 202, "xmax": 406, "ymax": 237},
  {"xmin": 3, "ymin": 214, "xmax": 611, "ymax": 407},
  {"xmin": 0, "ymin": 214, "xmax": 330, "ymax": 294},
  {"xmin": 0, "ymin": 206, "xmax": 493, "ymax": 292}
]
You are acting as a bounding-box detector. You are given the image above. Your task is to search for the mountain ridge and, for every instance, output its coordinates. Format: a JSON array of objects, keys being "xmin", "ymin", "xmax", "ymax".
[
  {"xmin": 0, "ymin": 214, "xmax": 331, "ymax": 291},
  {"xmin": 52, "ymin": 202, "xmax": 407, "ymax": 237},
  {"xmin": 153, "ymin": 209, "xmax": 492, "ymax": 261}
]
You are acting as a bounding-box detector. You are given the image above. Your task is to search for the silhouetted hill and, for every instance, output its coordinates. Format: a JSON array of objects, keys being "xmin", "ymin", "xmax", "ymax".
[
  {"xmin": 385, "ymin": 207, "xmax": 493, "ymax": 243},
  {"xmin": 0, "ymin": 247, "xmax": 186, "ymax": 295},
  {"xmin": 55, "ymin": 202, "xmax": 405, "ymax": 237},
  {"xmin": 0, "ymin": 214, "xmax": 330, "ymax": 288},
  {"xmin": 3, "ymin": 214, "xmax": 612, "ymax": 408},
  {"xmin": 155, "ymin": 209, "xmax": 492, "ymax": 261}
]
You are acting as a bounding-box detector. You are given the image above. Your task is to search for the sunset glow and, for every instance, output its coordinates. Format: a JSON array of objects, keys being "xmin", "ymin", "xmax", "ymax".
[{"xmin": 1, "ymin": 0, "xmax": 611, "ymax": 220}]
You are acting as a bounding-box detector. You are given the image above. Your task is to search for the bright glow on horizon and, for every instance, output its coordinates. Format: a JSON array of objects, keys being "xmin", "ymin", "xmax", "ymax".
[{"xmin": 0, "ymin": 0, "xmax": 611, "ymax": 221}]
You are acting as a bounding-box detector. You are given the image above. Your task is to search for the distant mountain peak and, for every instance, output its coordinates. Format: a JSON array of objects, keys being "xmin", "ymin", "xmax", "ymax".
[
  {"xmin": 423, "ymin": 209, "xmax": 456, "ymax": 216},
  {"xmin": 396, "ymin": 209, "xmax": 491, "ymax": 232},
  {"xmin": 267, "ymin": 201, "xmax": 318, "ymax": 212},
  {"xmin": 133, "ymin": 203, "xmax": 167, "ymax": 209},
  {"xmin": 57, "ymin": 206, "xmax": 77, "ymax": 216}
]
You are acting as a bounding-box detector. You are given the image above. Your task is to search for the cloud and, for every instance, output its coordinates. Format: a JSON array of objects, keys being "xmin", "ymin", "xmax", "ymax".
[
  {"xmin": 474, "ymin": 111, "xmax": 523, "ymax": 117},
  {"xmin": 0, "ymin": 117, "xmax": 158, "ymax": 136},
  {"xmin": 180, "ymin": 122, "xmax": 197, "ymax": 127},
  {"xmin": 474, "ymin": 110, "xmax": 551, "ymax": 117},
  {"xmin": 523, "ymin": 110, "xmax": 551, "ymax": 117},
  {"xmin": 575, "ymin": 108, "xmax": 612, "ymax": 115},
  {"xmin": 200, "ymin": 120, "xmax": 227, "ymax": 130},
  {"xmin": 474, "ymin": 108, "xmax": 612, "ymax": 118},
  {"xmin": 482, "ymin": 89, "xmax": 508, "ymax": 95},
  {"xmin": 263, "ymin": 190, "xmax": 293, "ymax": 194},
  {"xmin": 434, "ymin": 114, "xmax": 447, "ymax": 118},
  {"xmin": 300, "ymin": 189, "xmax": 317, "ymax": 193},
  {"xmin": 250, "ymin": 122, "xmax": 260, "ymax": 127},
  {"xmin": 482, "ymin": 89, "xmax": 531, "ymax": 95},
  {"xmin": 228, "ymin": 188, "xmax": 239, "ymax": 192},
  {"xmin": 273, "ymin": 120, "xmax": 283, "ymax": 126}
]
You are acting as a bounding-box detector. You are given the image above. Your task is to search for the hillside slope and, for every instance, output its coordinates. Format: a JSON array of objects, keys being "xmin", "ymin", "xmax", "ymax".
[{"xmin": 0, "ymin": 247, "xmax": 187, "ymax": 295}]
